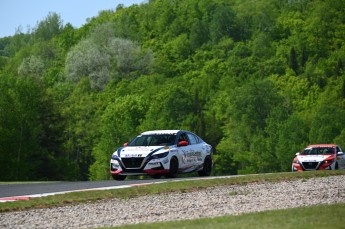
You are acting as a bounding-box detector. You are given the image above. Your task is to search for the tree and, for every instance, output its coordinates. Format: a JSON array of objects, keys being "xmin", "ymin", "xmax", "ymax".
[
  {"xmin": 56, "ymin": 23, "xmax": 77, "ymax": 52},
  {"xmin": 108, "ymin": 37, "xmax": 154, "ymax": 78},
  {"xmin": 89, "ymin": 94, "xmax": 148, "ymax": 180},
  {"xmin": 274, "ymin": 114, "xmax": 309, "ymax": 171},
  {"xmin": 190, "ymin": 19, "xmax": 209, "ymax": 49},
  {"xmin": 0, "ymin": 75, "xmax": 43, "ymax": 180},
  {"xmin": 215, "ymin": 79, "xmax": 283, "ymax": 174},
  {"xmin": 65, "ymin": 26, "xmax": 154, "ymax": 90},
  {"xmin": 139, "ymin": 82, "xmax": 194, "ymax": 131},
  {"xmin": 209, "ymin": 4, "xmax": 237, "ymax": 42},
  {"xmin": 17, "ymin": 55, "xmax": 44, "ymax": 78},
  {"xmin": 308, "ymin": 82, "xmax": 345, "ymax": 144},
  {"xmin": 289, "ymin": 47, "xmax": 299, "ymax": 74},
  {"xmin": 65, "ymin": 39, "xmax": 110, "ymax": 90},
  {"xmin": 61, "ymin": 78, "xmax": 101, "ymax": 180},
  {"xmin": 33, "ymin": 12, "xmax": 63, "ymax": 41}
]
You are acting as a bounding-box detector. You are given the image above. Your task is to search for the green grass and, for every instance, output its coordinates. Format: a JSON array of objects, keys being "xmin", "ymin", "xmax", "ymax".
[
  {"xmin": 1, "ymin": 170, "xmax": 344, "ymax": 213},
  {"xmin": 105, "ymin": 203, "xmax": 345, "ymax": 229}
]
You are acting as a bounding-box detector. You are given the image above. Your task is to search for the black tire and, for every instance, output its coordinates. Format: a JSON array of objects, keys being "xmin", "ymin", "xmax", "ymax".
[
  {"xmin": 291, "ymin": 164, "xmax": 296, "ymax": 172},
  {"xmin": 112, "ymin": 174, "xmax": 127, "ymax": 181},
  {"xmin": 198, "ymin": 156, "xmax": 212, "ymax": 176},
  {"xmin": 166, "ymin": 157, "xmax": 178, "ymax": 178}
]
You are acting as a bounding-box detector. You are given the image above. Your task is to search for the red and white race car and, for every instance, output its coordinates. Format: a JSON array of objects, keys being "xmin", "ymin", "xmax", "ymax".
[
  {"xmin": 292, "ymin": 144, "xmax": 345, "ymax": 172},
  {"xmin": 110, "ymin": 130, "xmax": 213, "ymax": 180}
]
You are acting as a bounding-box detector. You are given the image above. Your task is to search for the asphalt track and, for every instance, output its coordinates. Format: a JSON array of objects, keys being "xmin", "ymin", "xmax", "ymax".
[{"xmin": 0, "ymin": 176, "xmax": 217, "ymax": 202}]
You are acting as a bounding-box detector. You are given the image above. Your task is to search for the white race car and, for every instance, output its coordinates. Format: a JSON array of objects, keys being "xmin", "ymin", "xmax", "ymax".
[
  {"xmin": 110, "ymin": 130, "xmax": 213, "ymax": 180},
  {"xmin": 292, "ymin": 144, "xmax": 345, "ymax": 172}
]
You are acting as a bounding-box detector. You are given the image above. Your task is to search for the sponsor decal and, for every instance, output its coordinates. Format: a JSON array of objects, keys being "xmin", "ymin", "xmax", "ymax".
[
  {"xmin": 182, "ymin": 150, "xmax": 202, "ymax": 163},
  {"xmin": 123, "ymin": 154, "xmax": 142, "ymax": 158},
  {"xmin": 148, "ymin": 162, "xmax": 160, "ymax": 165}
]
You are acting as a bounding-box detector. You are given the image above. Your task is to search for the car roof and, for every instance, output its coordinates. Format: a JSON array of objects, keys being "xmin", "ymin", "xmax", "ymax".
[
  {"xmin": 306, "ymin": 144, "xmax": 338, "ymax": 148},
  {"xmin": 141, "ymin": 130, "xmax": 181, "ymax": 135}
]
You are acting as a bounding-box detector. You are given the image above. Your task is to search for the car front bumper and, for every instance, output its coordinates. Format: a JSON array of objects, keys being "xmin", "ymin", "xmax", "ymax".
[
  {"xmin": 110, "ymin": 157, "xmax": 170, "ymax": 176},
  {"xmin": 292, "ymin": 161, "xmax": 335, "ymax": 171}
]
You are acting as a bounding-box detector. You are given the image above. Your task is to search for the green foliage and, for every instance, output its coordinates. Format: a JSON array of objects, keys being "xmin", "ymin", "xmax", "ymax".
[
  {"xmin": 17, "ymin": 55, "xmax": 45, "ymax": 78},
  {"xmin": 0, "ymin": 75, "xmax": 43, "ymax": 180},
  {"xmin": 90, "ymin": 93, "xmax": 148, "ymax": 180},
  {"xmin": 60, "ymin": 78, "xmax": 102, "ymax": 180},
  {"xmin": 33, "ymin": 12, "xmax": 63, "ymax": 41},
  {"xmin": 65, "ymin": 38, "xmax": 111, "ymax": 90},
  {"xmin": 65, "ymin": 24, "xmax": 154, "ymax": 90},
  {"xmin": 1, "ymin": 0, "xmax": 345, "ymax": 180}
]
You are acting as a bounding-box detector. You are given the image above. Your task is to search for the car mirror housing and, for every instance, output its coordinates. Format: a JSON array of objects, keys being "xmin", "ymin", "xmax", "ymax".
[
  {"xmin": 337, "ymin": 151, "xmax": 344, "ymax": 156},
  {"xmin": 295, "ymin": 152, "xmax": 300, "ymax": 156},
  {"xmin": 123, "ymin": 142, "xmax": 128, "ymax": 147},
  {"xmin": 178, "ymin": 140, "xmax": 188, "ymax": 147}
]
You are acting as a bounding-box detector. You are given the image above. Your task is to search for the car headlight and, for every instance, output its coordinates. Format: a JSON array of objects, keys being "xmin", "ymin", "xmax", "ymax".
[
  {"xmin": 111, "ymin": 154, "xmax": 118, "ymax": 160},
  {"xmin": 112, "ymin": 160, "xmax": 120, "ymax": 166},
  {"xmin": 111, "ymin": 160, "xmax": 120, "ymax": 170},
  {"xmin": 293, "ymin": 159, "xmax": 299, "ymax": 164},
  {"xmin": 152, "ymin": 151, "xmax": 169, "ymax": 159},
  {"xmin": 324, "ymin": 158, "xmax": 335, "ymax": 164}
]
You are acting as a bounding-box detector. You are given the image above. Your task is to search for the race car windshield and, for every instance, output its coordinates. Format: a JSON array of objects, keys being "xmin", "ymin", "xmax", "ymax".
[
  {"xmin": 301, "ymin": 147, "xmax": 335, "ymax": 155},
  {"xmin": 128, "ymin": 134, "xmax": 177, "ymax": 146}
]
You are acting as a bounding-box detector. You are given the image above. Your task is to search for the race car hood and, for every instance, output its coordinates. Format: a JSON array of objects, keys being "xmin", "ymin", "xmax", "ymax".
[
  {"xmin": 297, "ymin": 154, "xmax": 334, "ymax": 162},
  {"xmin": 115, "ymin": 146, "xmax": 167, "ymax": 158}
]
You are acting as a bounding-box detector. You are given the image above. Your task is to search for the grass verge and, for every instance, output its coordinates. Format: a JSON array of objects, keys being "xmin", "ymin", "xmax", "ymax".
[
  {"xmin": 1, "ymin": 170, "xmax": 344, "ymax": 213},
  {"xmin": 105, "ymin": 203, "xmax": 345, "ymax": 229}
]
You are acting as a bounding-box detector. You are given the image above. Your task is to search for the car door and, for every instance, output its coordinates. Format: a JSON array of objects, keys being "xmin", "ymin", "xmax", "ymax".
[
  {"xmin": 336, "ymin": 146, "xmax": 345, "ymax": 169},
  {"xmin": 186, "ymin": 133, "xmax": 204, "ymax": 167},
  {"xmin": 176, "ymin": 132, "xmax": 194, "ymax": 170}
]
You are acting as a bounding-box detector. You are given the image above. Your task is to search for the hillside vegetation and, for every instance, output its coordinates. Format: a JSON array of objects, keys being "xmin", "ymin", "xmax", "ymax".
[{"xmin": 0, "ymin": 0, "xmax": 344, "ymax": 181}]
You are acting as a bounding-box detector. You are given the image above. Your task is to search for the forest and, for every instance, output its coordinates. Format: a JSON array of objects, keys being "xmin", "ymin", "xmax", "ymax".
[{"xmin": 0, "ymin": 0, "xmax": 344, "ymax": 181}]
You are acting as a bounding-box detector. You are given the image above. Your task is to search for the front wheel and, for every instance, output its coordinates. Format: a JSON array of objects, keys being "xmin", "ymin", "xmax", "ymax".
[
  {"xmin": 291, "ymin": 164, "xmax": 297, "ymax": 172},
  {"xmin": 198, "ymin": 156, "xmax": 213, "ymax": 176},
  {"xmin": 112, "ymin": 174, "xmax": 127, "ymax": 181},
  {"xmin": 166, "ymin": 157, "xmax": 178, "ymax": 178}
]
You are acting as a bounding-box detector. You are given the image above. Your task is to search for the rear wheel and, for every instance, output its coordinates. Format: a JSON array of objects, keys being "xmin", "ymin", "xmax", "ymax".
[
  {"xmin": 166, "ymin": 157, "xmax": 178, "ymax": 178},
  {"xmin": 112, "ymin": 174, "xmax": 127, "ymax": 181},
  {"xmin": 198, "ymin": 156, "xmax": 212, "ymax": 176}
]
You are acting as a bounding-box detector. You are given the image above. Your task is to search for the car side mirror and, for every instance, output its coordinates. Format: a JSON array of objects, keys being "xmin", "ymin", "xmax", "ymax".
[
  {"xmin": 295, "ymin": 152, "xmax": 300, "ymax": 156},
  {"xmin": 337, "ymin": 152, "xmax": 344, "ymax": 156},
  {"xmin": 123, "ymin": 142, "xmax": 128, "ymax": 147},
  {"xmin": 178, "ymin": 140, "xmax": 188, "ymax": 147}
]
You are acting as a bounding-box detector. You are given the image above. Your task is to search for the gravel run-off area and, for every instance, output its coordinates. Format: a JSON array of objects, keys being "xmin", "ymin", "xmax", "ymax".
[{"xmin": 1, "ymin": 175, "xmax": 345, "ymax": 229}]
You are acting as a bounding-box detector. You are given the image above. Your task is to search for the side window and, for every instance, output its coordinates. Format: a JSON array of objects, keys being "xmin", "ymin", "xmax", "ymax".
[
  {"xmin": 187, "ymin": 133, "xmax": 197, "ymax": 145},
  {"xmin": 178, "ymin": 133, "xmax": 189, "ymax": 143},
  {"xmin": 195, "ymin": 135, "xmax": 202, "ymax": 143}
]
